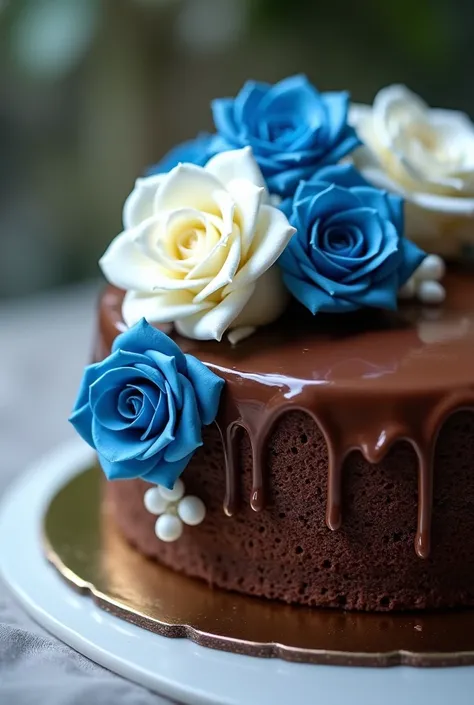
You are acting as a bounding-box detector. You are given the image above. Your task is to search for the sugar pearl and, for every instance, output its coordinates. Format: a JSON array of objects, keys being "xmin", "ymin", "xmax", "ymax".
[
  {"xmin": 178, "ymin": 495, "xmax": 206, "ymax": 526},
  {"xmin": 155, "ymin": 514, "xmax": 183, "ymax": 542},
  {"xmin": 416, "ymin": 254, "xmax": 446, "ymax": 282},
  {"xmin": 418, "ymin": 280, "xmax": 446, "ymax": 305},
  {"xmin": 158, "ymin": 478, "xmax": 185, "ymax": 502},
  {"xmin": 398, "ymin": 277, "xmax": 416, "ymax": 299},
  {"xmin": 143, "ymin": 487, "xmax": 169, "ymax": 515}
]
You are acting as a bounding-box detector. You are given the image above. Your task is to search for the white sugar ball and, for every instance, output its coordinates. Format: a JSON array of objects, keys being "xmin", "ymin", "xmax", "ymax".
[
  {"xmin": 155, "ymin": 514, "xmax": 183, "ymax": 542},
  {"xmin": 143, "ymin": 487, "xmax": 169, "ymax": 515},
  {"xmin": 398, "ymin": 277, "xmax": 416, "ymax": 299},
  {"xmin": 416, "ymin": 254, "xmax": 446, "ymax": 282},
  {"xmin": 158, "ymin": 478, "xmax": 185, "ymax": 502},
  {"xmin": 418, "ymin": 280, "xmax": 446, "ymax": 305},
  {"xmin": 178, "ymin": 495, "xmax": 206, "ymax": 526}
]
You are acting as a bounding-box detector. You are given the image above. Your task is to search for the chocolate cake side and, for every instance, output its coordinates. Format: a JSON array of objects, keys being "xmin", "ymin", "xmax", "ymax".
[
  {"xmin": 105, "ymin": 409, "xmax": 474, "ymax": 612},
  {"xmin": 97, "ymin": 274, "xmax": 474, "ymax": 612}
]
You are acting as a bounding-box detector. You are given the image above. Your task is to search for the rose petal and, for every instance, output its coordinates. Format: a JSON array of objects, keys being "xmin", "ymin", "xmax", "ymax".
[
  {"xmin": 122, "ymin": 290, "xmax": 214, "ymax": 327},
  {"xmin": 323, "ymin": 91, "xmax": 350, "ymax": 144},
  {"xmin": 123, "ymin": 174, "xmax": 166, "ymax": 230},
  {"xmin": 141, "ymin": 391, "xmax": 168, "ymax": 441},
  {"xmin": 92, "ymin": 416, "xmax": 155, "ymax": 463},
  {"xmin": 111, "ymin": 318, "xmax": 186, "ymax": 366},
  {"xmin": 163, "ymin": 375, "xmax": 202, "ymax": 462},
  {"xmin": 133, "ymin": 214, "xmax": 214, "ymax": 289},
  {"xmin": 141, "ymin": 451, "xmax": 195, "ymax": 490},
  {"xmin": 349, "ymin": 272, "xmax": 399, "ymax": 310},
  {"xmin": 233, "ymin": 81, "xmax": 267, "ymax": 132},
  {"xmin": 99, "ymin": 452, "xmax": 162, "ymax": 481},
  {"xmin": 211, "ymin": 97, "xmax": 240, "ymax": 144},
  {"xmin": 145, "ymin": 350, "xmax": 183, "ymax": 410},
  {"xmin": 230, "ymin": 266, "xmax": 289, "ymax": 329},
  {"xmin": 224, "ymin": 205, "xmax": 295, "ymax": 294},
  {"xmin": 141, "ymin": 381, "xmax": 177, "ymax": 460},
  {"xmin": 299, "ymin": 262, "xmax": 371, "ymax": 296},
  {"xmin": 193, "ymin": 229, "xmax": 241, "ymax": 303},
  {"xmin": 205, "ymin": 147, "xmax": 267, "ymax": 191},
  {"xmin": 99, "ymin": 229, "xmax": 161, "ymax": 293},
  {"xmin": 175, "ymin": 285, "xmax": 255, "ymax": 341},
  {"xmin": 226, "ymin": 177, "xmax": 265, "ymax": 258},
  {"xmin": 184, "ymin": 354, "xmax": 225, "ymax": 425},
  {"xmin": 282, "ymin": 271, "xmax": 349, "ymax": 314},
  {"xmin": 154, "ymin": 163, "xmax": 223, "ymax": 214},
  {"xmin": 309, "ymin": 163, "xmax": 368, "ymax": 189}
]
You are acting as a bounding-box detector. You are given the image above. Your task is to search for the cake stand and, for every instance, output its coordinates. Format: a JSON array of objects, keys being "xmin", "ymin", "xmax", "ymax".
[{"xmin": 1, "ymin": 439, "xmax": 474, "ymax": 705}]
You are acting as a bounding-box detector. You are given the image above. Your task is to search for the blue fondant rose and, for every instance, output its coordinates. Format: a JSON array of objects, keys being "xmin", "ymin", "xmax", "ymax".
[
  {"xmin": 211, "ymin": 75, "xmax": 360, "ymax": 197},
  {"xmin": 147, "ymin": 75, "xmax": 360, "ymax": 198},
  {"xmin": 279, "ymin": 164, "xmax": 426, "ymax": 313},
  {"xmin": 69, "ymin": 319, "xmax": 224, "ymax": 487}
]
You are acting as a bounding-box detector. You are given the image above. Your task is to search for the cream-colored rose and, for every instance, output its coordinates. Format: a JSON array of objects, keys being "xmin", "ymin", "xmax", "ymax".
[
  {"xmin": 100, "ymin": 147, "xmax": 295, "ymax": 341},
  {"xmin": 350, "ymin": 85, "xmax": 474, "ymax": 257}
]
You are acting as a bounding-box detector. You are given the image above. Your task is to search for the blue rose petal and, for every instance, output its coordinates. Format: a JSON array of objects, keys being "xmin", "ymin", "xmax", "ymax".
[
  {"xmin": 69, "ymin": 319, "xmax": 225, "ymax": 488},
  {"xmin": 163, "ymin": 376, "xmax": 203, "ymax": 463},
  {"xmin": 211, "ymin": 75, "xmax": 361, "ymax": 197},
  {"xmin": 278, "ymin": 164, "xmax": 427, "ymax": 315},
  {"xmin": 146, "ymin": 133, "xmax": 221, "ymax": 176},
  {"xmin": 184, "ymin": 354, "xmax": 226, "ymax": 426},
  {"xmin": 145, "ymin": 76, "xmax": 360, "ymax": 198}
]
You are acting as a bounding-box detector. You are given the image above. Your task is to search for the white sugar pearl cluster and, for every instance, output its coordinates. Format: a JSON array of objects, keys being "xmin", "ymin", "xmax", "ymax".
[
  {"xmin": 143, "ymin": 479, "xmax": 206, "ymax": 542},
  {"xmin": 398, "ymin": 254, "xmax": 446, "ymax": 305}
]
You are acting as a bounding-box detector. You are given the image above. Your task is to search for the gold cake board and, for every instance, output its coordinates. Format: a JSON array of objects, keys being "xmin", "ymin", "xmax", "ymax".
[{"xmin": 43, "ymin": 466, "xmax": 474, "ymax": 667}]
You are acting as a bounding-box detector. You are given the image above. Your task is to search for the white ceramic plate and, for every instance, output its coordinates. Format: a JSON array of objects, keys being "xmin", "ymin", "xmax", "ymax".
[{"xmin": 0, "ymin": 439, "xmax": 473, "ymax": 705}]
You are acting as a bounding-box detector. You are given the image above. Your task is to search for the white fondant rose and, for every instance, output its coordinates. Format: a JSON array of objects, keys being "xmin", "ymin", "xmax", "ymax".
[
  {"xmin": 350, "ymin": 85, "xmax": 474, "ymax": 257},
  {"xmin": 100, "ymin": 147, "xmax": 295, "ymax": 341}
]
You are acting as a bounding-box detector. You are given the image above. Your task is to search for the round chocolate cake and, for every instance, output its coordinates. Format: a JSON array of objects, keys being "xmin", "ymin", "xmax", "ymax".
[
  {"xmin": 69, "ymin": 76, "xmax": 474, "ymax": 613},
  {"xmin": 99, "ymin": 270, "xmax": 474, "ymax": 611}
]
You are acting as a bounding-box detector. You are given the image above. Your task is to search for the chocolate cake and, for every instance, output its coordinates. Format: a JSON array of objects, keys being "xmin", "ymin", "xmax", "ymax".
[
  {"xmin": 99, "ymin": 271, "xmax": 474, "ymax": 611},
  {"xmin": 70, "ymin": 76, "xmax": 474, "ymax": 612}
]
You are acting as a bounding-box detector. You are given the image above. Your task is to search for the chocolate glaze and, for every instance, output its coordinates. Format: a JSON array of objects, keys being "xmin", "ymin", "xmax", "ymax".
[{"xmin": 98, "ymin": 269, "xmax": 474, "ymax": 560}]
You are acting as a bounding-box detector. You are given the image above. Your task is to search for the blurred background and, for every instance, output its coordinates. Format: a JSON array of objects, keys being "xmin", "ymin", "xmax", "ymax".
[{"xmin": 1, "ymin": 0, "xmax": 473, "ymax": 299}]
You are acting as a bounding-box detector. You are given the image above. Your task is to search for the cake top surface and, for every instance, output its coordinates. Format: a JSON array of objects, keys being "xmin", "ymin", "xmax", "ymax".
[{"xmin": 101, "ymin": 268, "xmax": 474, "ymax": 395}]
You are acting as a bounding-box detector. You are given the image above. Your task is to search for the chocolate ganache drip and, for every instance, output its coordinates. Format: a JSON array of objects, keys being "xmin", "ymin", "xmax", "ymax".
[{"xmin": 99, "ymin": 270, "xmax": 474, "ymax": 559}]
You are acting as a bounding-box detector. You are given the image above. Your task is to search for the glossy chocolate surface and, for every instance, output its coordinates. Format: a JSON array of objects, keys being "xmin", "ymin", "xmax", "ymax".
[{"xmin": 98, "ymin": 269, "xmax": 474, "ymax": 559}]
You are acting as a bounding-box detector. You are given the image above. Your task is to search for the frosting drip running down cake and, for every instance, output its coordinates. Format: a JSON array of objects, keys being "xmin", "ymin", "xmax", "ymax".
[
  {"xmin": 99, "ymin": 270, "xmax": 474, "ymax": 611},
  {"xmin": 70, "ymin": 76, "xmax": 474, "ymax": 611}
]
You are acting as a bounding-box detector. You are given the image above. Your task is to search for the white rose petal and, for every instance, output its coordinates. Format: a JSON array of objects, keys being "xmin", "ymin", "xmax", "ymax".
[
  {"xmin": 226, "ymin": 177, "xmax": 265, "ymax": 258},
  {"xmin": 350, "ymin": 85, "xmax": 474, "ymax": 255},
  {"xmin": 154, "ymin": 163, "xmax": 222, "ymax": 213},
  {"xmin": 230, "ymin": 266, "xmax": 290, "ymax": 329},
  {"xmin": 224, "ymin": 205, "xmax": 296, "ymax": 293},
  {"xmin": 123, "ymin": 289, "xmax": 213, "ymax": 327},
  {"xmin": 227, "ymin": 326, "xmax": 257, "ymax": 346},
  {"xmin": 175, "ymin": 283, "xmax": 256, "ymax": 341},
  {"xmin": 123, "ymin": 174, "xmax": 166, "ymax": 230},
  {"xmin": 206, "ymin": 146, "xmax": 268, "ymax": 193},
  {"xmin": 100, "ymin": 147, "xmax": 294, "ymax": 341}
]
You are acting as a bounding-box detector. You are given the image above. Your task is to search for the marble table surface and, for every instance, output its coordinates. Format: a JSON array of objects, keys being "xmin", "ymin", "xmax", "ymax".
[{"xmin": 0, "ymin": 282, "xmax": 170, "ymax": 705}]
